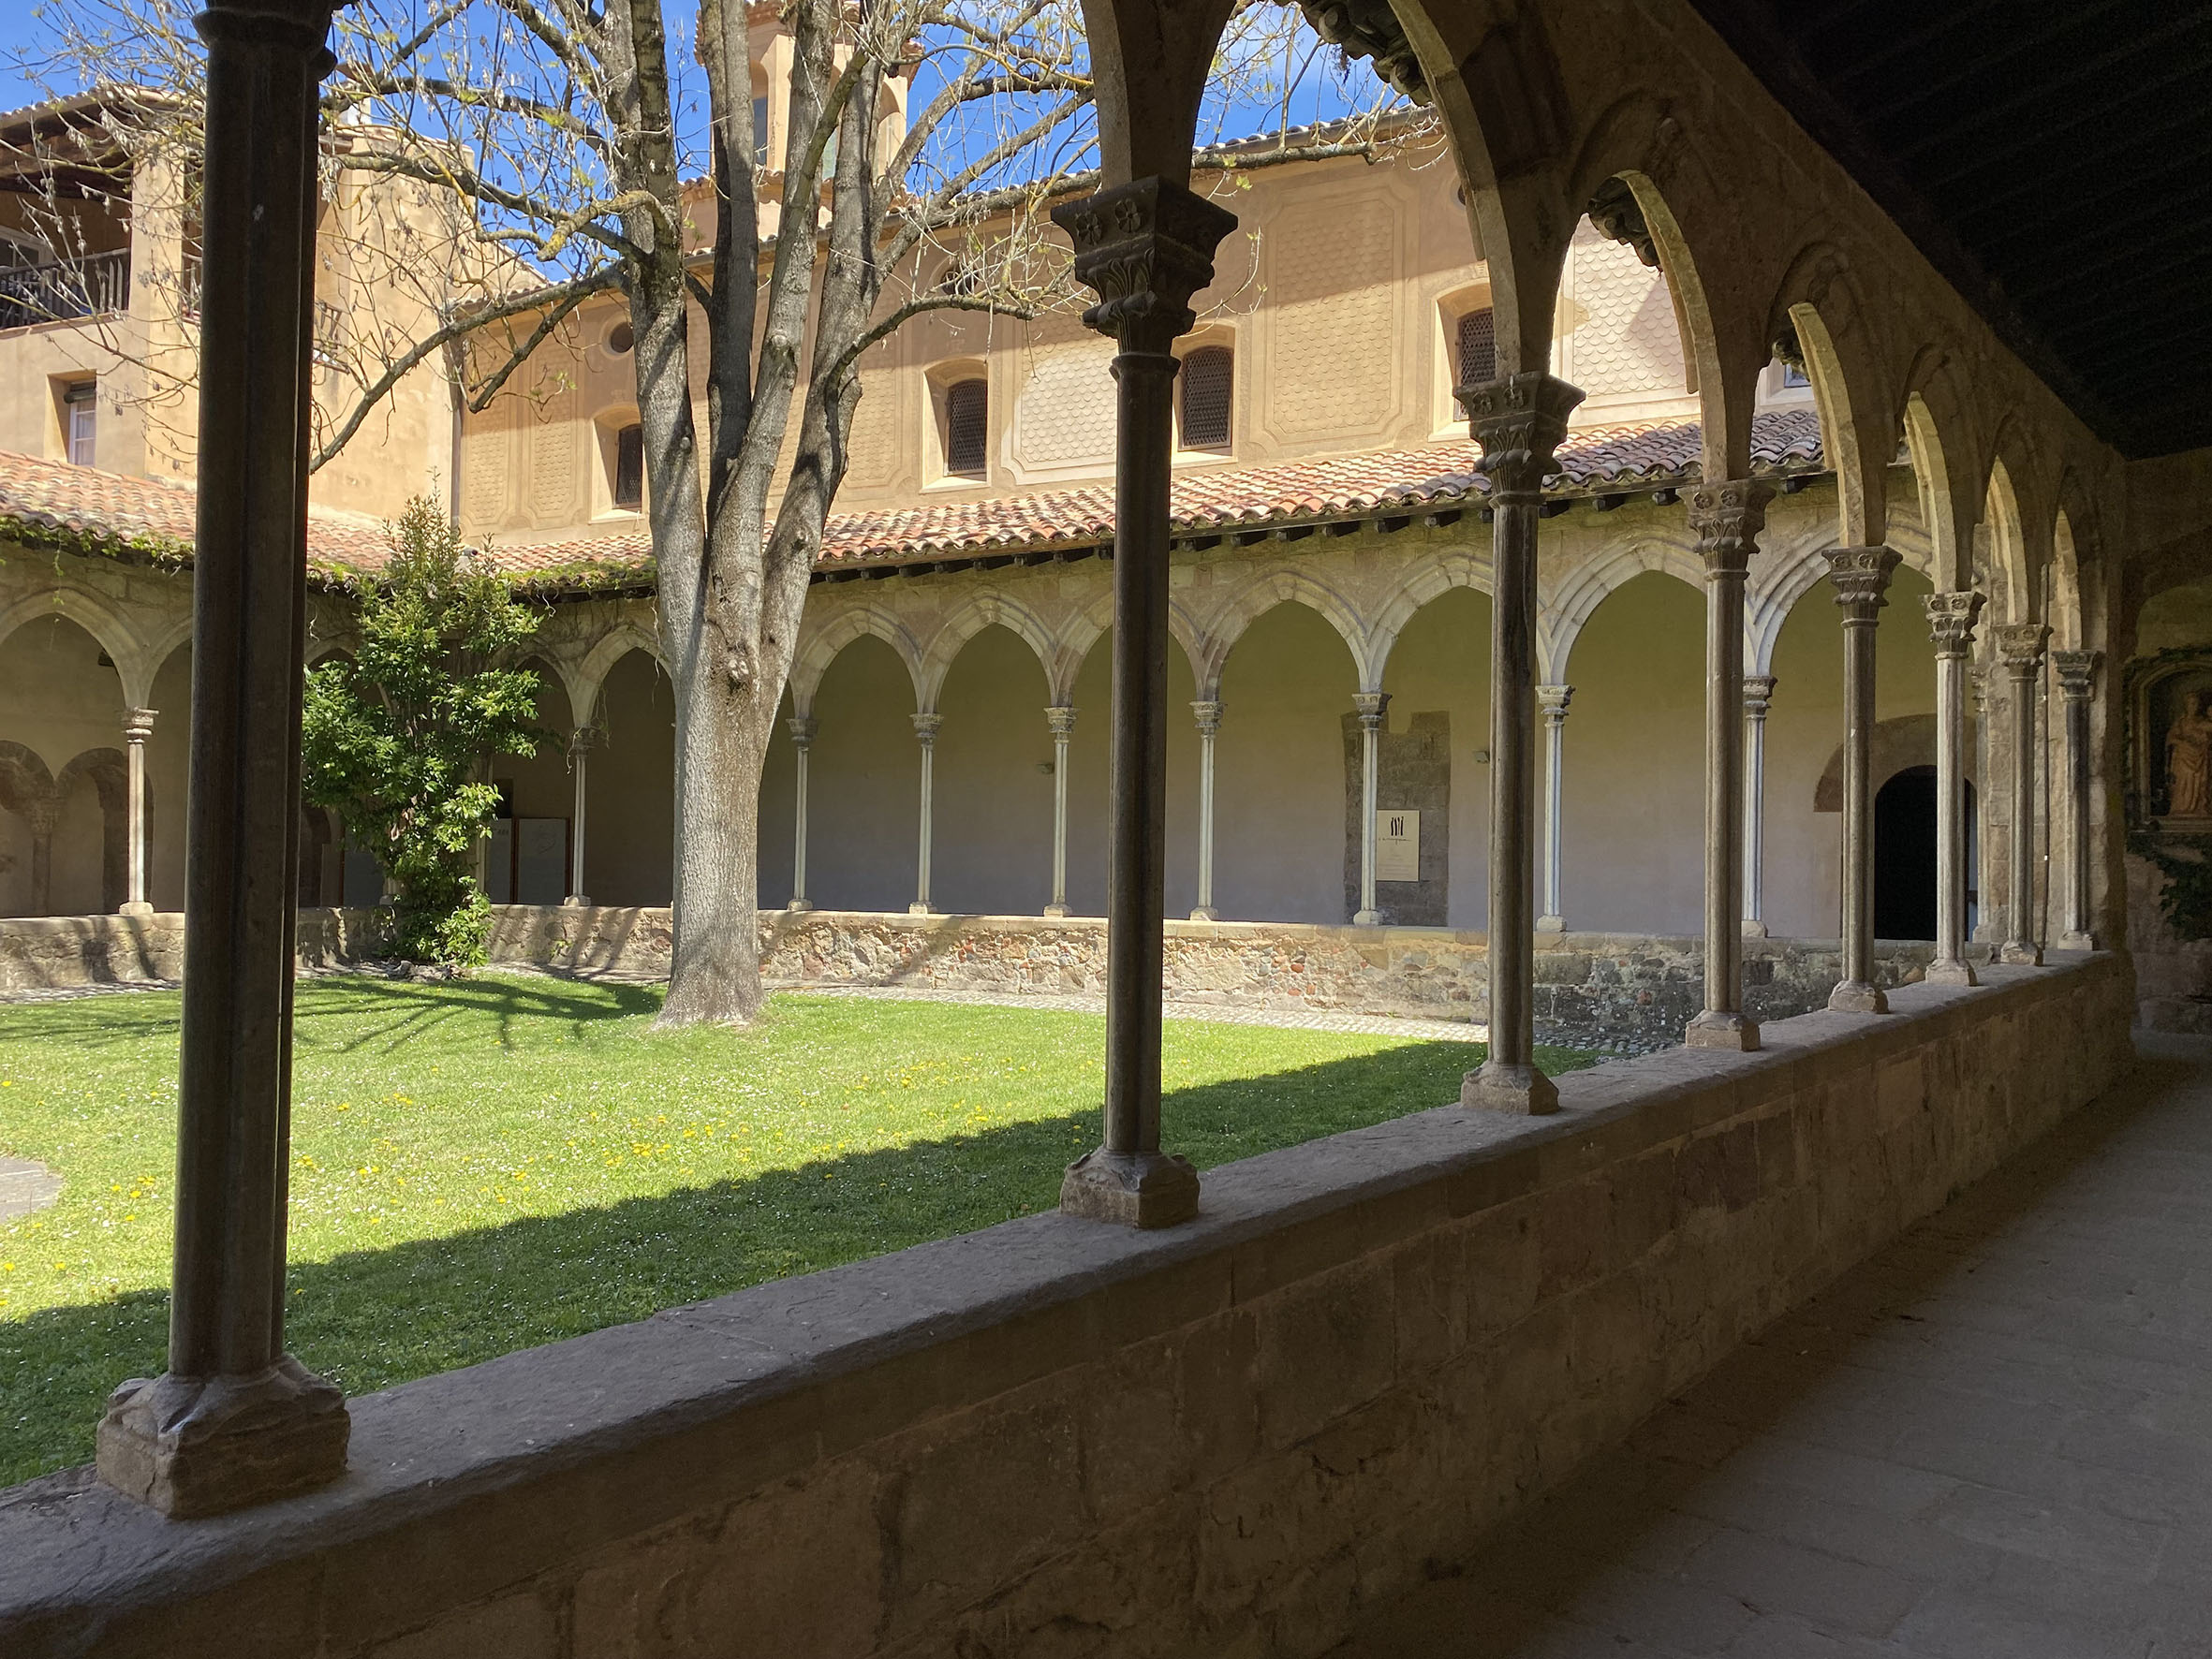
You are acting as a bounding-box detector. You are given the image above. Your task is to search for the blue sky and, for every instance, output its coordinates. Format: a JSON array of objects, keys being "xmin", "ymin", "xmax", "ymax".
[{"xmin": 0, "ymin": 0, "xmax": 53, "ymax": 111}]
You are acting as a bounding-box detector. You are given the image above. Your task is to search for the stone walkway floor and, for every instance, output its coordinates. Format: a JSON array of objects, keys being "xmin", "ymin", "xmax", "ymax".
[
  {"xmin": 1331, "ymin": 1034, "xmax": 2212, "ymax": 1658},
  {"xmin": 0, "ymin": 1155, "xmax": 61, "ymax": 1223}
]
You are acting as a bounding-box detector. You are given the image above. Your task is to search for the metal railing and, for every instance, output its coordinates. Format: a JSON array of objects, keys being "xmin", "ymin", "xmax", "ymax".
[{"xmin": 0, "ymin": 249, "xmax": 130, "ymax": 331}]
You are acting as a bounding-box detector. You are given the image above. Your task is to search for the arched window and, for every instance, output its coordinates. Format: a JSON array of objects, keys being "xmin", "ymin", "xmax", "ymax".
[
  {"xmin": 613, "ymin": 423, "xmax": 644, "ymax": 509},
  {"xmin": 1456, "ymin": 307, "xmax": 1497, "ymax": 387},
  {"xmin": 1180, "ymin": 345, "xmax": 1233, "ymax": 449},
  {"xmin": 944, "ymin": 378, "xmax": 988, "ymax": 477}
]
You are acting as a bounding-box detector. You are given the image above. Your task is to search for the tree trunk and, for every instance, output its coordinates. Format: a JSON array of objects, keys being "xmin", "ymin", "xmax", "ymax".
[{"xmin": 661, "ymin": 661, "xmax": 773, "ymax": 1023}]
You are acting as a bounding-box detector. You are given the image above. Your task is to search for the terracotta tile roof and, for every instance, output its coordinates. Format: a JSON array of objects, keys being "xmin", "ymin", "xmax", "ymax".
[{"xmin": 0, "ymin": 409, "xmax": 1826, "ymax": 585}]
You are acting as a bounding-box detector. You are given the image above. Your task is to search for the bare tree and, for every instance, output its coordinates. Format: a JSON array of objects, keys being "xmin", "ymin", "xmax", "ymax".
[{"xmin": 29, "ymin": 0, "xmax": 1421, "ymax": 1024}]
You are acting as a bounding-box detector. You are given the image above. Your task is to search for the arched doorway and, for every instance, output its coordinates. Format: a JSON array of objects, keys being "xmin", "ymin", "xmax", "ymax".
[{"xmin": 1874, "ymin": 767, "xmax": 1973, "ymax": 941}]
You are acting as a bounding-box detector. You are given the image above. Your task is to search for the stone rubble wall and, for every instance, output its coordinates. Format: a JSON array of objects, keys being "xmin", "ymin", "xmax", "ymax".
[
  {"xmin": 487, "ymin": 904, "xmax": 1961, "ymax": 1052},
  {"xmin": 0, "ymin": 908, "xmax": 392, "ymax": 991},
  {"xmin": 2124, "ymin": 850, "xmax": 2212, "ymax": 1033},
  {"xmin": 0, "ymin": 955, "xmax": 2135, "ymax": 1659}
]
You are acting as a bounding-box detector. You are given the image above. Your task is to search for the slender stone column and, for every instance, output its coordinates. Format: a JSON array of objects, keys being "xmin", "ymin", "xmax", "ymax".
[
  {"xmin": 25, "ymin": 800, "xmax": 55, "ymax": 913},
  {"xmin": 1970, "ymin": 666, "xmax": 1992, "ymax": 941},
  {"xmin": 1051, "ymin": 179, "xmax": 1234, "ymax": 1226},
  {"xmin": 1924, "ymin": 592, "xmax": 1986, "ymax": 984},
  {"xmin": 96, "ymin": 0, "xmax": 349, "ymax": 1518},
  {"xmin": 121, "ymin": 707, "xmax": 157, "ymax": 916},
  {"xmin": 1993, "ymin": 623, "xmax": 2052, "ymax": 964},
  {"xmin": 1190, "ymin": 699, "xmax": 1222, "ymax": 921},
  {"xmin": 1044, "ymin": 704, "xmax": 1076, "ymax": 918},
  {"xmin": 2052, "ymin": 651, "xmax": 2100, "ymax": 950},
  {"xmin": 1352, "ymin": 691, "xmax": 1391, "ymax": 926},
  {"xmin": 1537, "ymin": 685, "xmax": 1571, "ymax": 933},
  {"xmin": 1742, "ymin": 676, "xmax": 1776, "ymax": 938},
  {"xmin": 1459, "ymin": 373, "xmax": 1584, "ymax": 1114},
  {"xmin": 786, "ymin": 715, "xmax": 817, "ymax": 913},
  {"xmin": 563, "ymin": 724, "xmax": 597, "ymax": 907},
  {"xmin": 1826, "ymin": 546, "xmax": 1903, "ymax": 1013},
  {"xmin": 1687, "ymin": 481, "xmax": 1775, "ymax": 1050},
  {"xmin": 909, "ymin": 712, "xmax": 941, "ymax": 916}
]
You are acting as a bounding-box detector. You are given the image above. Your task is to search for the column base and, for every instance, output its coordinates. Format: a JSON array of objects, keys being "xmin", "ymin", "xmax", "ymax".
[
  {"xmin": 561, "ymin": 895, "xmax": 592, "ymax": 909},
  {"xmin": 1535, "ymin": 915, "xmax": 1566, "ymax": 934},
  {"xmin": 1460, "ymin": 1060, "xmax": 1558, "ymax": 1116},
  {"xmin": 1741, "ymin": 918, "xmax": 1769, "ymax": 939},
  {"xmin": 1924, "ymin": 958, "xmax": 1979, "ymax": 987},
  {"xmin": 96, "ymin": 1355, "xmax": 349, "ymax": 1519},
  {"xmin": 1684, "ymin": 1010, "xmax": 1760, "ymax": 1051},
  {"xmin": 907, "ymin": 903, "xmax": 939, "ymax": 917},
  {"xmin": 785, "ymin": 899, "xmax": 815, "ymax": 915},
  {"xmin": 1059, "ymin": 1147, "xmax": 1200, "ymax": 1228},
  {"xmin": 1998, "ymin": 941, "xmax": 2043, "ymax": 966},
  {"xmin": 1828, "ymin": 980, "xmax": 1890, "ymax": 1014},
  {"xmin": 1187, "ymin": 905, "xmax": 1219, "ymax": 922},
  {"xmin": 118, "ymin": 900, "xmax": 155, "ymax": 918},
  {"xmin": 1352, "ymin": 909, "xmax": 1382, "ymax": 927},
  {"xmin": 2057, "ymin": 931, "xmax": 2096, "ymax": 952},
  {"xmin": 1042, "ymin": 903, "xmax": 1071, "ymax": 918}
]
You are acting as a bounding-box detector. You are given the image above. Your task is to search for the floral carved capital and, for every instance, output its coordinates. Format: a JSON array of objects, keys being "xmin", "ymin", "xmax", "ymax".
[
  {"xmin": 1687, "ymin": 477, "xmax": 1776, "ymax": 573},
  {"xmin": 1458, "ymin": 372, "xmax": 1585, "ymax": 499},
  {"xmin": 2051, "ymin": 648, "xmax": 2100, "ymax": 698},
  {"xmin": 1045, "ymin": 705, "xmax": 1079, "ymax": 739},
  {"xmin": 1190, "ymin": 699, "xmax": 1223, "ymax": 737},
  {"xmin": 1991, "ymin": 621, "xmax": 2051, "ymax": 676},
  {"xmin": 1923, "ymin": 589, "xmax": 1986, "ymax": 657},
  {"xmin": 1050, "ymin": 179, "xmax": 1237, "ymax": 350},
  {"xmin": 1743, "ymin": 675, "xmax": 1777, "ymax": 717},
  {"xmin": 1825, "ymin": 545, "xmax": 1902, "ymax": 620},
  {"xmin": 1352, "ymin": 691, "xmax": 1391, "ymax": 728}
]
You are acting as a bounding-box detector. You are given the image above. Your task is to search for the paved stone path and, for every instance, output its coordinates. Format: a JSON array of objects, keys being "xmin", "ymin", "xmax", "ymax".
[
  {"xmin": 1332, "ymin": 1034, "xmax": 2212, "ymax": 1658},
  {"xmin": 775, "ymin": 982, "xmax": 1489, "ymax": 1042},
  {"xmin": 0, "ymin": 1154, "xmax": 61, "ymax": 1223}
]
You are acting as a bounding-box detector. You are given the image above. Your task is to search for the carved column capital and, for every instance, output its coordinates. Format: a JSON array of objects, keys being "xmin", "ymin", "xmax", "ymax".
[
  {"xmin": 785, "ymin": 715, "xmax": 818, "ymax": 750},
  {"xmin": 1050, "ymin": 179, "xmax": 1238, "ymax": 352},
  {"xmin": 567, "ymin": 724, "xmax": 603, "ymax": 758},
  {"xmin": 22, "ymin": 799, "xmax": 58, "ymax": 835},
  {"xmin": 1538, "ymin": 683, "xmax": 1574, "ymax": 721},
  {"xmin": 1687, "ymin": 478, "xmax": 1776, "ymax": 574},
  {"xmin": 1825, "ymin": 545, "xmax": 1902, "ymax": 621},
  {"xmin": 2052, "ymin": 649, "xmax": 2101, "ymax": 699},
  {"xmin": 1924, "ymin": 589, "xmax": 1986, "ymax": 658},
  {"xmin": 1190, "ymin": 699, "xmax": 1223, "ymax": 737},
  {"xmin": 1991, "ymin": 622, "xmax": 2051, "ymax": 679},
  {"xmin": 1742, "ymin": 675, "xmax": 1777, "ymax": 719},
  {"xmin": 124, "ymin": 707, "xmax": 158, "ymax": 743},
  {"xmin": 1457, "ymin": 373, "xmax": 1585, "ymax": 499},
  {"xmin": 1045, "ymin": 704, "xmax": 1079, "ymax": 739},
  {"xmin": 1352, "ymin": 690, "xmax": 1391, "ymax": 729},
  {"xmin": 911, "ymin": 712, "xmax": 943, "ymax": 745}
]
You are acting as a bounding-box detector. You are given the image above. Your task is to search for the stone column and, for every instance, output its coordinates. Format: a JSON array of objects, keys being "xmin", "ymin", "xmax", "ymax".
[
  {"xmin": 1970, "ymin": 665, "xmax": 1991, "ymax": 941},
  {"xmin": 1352, "ymin": 691, "xmax": 1391, "ymax": 926},
  {"xmin": 1459, "ymin": 373, "xmax": 1584, "ymax": 1114},
  {"xmin": 1687, "ymin": 481, "xmax": 1775, "ymax": 1050},
  {"xmin": 2053, "ymin": 651, "xmax": 2100, "ymax": 950},
  {"xmin": 96, "ymin": 0, "xmax": 349, "ymax": 1518},
  {"xmin": 1044, "ymin": 704, "xmax": 1076, "ymax": 918},
  {"xmin": 563, "ymin": 724, "xmax": 597, "ymax": 907},
  {"xmin": 909, "ymin": 712, "xmax": 941, "ymax": 916},
  {"xmin": 1190, "ymin": 699, "xmax": 1222, "ymax": 921},
  {"xmin": 786, "ymin": 715, "xmax": 817, "ymax": 913},
  {"xmin": 1742, "ymin": 676, "xmax": 1776, "ymax": 938},
  {"xmin": 1051, "ymin": 179, "xmax": 1234, "ymax": 1225},
  {"xmin": 1993, "ymin": 623, "xmax": 2052, "ymax": 964},
  {"xmin": 24, "ymin": 799, "xmax": 55, "ymax": 914},
  {"xmin": 121, "ymin": 707, "xmax": 157, "ymax": 916},
  {"xmin": 1924, "ymin": 592, "xmax": 1985, "ymax": 984},
  {"xmin": 1826, "ymin": 546, "xmax": 1903, "ymax": 1013},
  {"xmin": 1537, "ymin": 685, "xmax": 1571, "ymax": 933}
]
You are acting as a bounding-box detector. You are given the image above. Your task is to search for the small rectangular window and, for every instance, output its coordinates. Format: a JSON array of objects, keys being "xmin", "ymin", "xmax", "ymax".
[
  {"xmin": 1180, "ymin": 346, "xmax": 1233, "ymax": 449},
  {"xmin": 944, "ymin": 379, "xmax": 988, "ymax": 477},
  {"xmin": 1456, "ymin": 308, "xmax": 1497, "ymax": 388},
  {"xmin": 613, "ymin": 424, "xmax": 644, "ymax": 509},
  {"xmin": 752, "ymin": 97, "xmax": 770, "ymax": 158},
  {"xmin": 64, "ymin": 379, "xmax": 95, "ymax": 467}
]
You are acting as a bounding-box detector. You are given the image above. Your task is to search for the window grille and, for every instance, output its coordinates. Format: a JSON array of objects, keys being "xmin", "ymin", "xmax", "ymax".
[
  {"xmin": 752, "ymin": 97, "xmax": 770, "ymax": 157},
  {"xmin": 1457, "ymin": 307, "xmax": 1497, "ymax": 387},
  {"xmin": 1180, "ymin": 345, "xmax": 1233, "ymax": 448},
  {"xmin": 613, "ymin": 423, "xmax": 644, "ymax": 509},
  {"xmin": 944, "ymin": 378, "xmax": 988, "ymax": 476}
]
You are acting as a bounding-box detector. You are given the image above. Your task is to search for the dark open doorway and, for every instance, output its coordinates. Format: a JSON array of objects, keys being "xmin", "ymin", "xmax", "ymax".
[{"xmin": 1875, "ymin": 767, "xmax": 1975, "ymax": 941}]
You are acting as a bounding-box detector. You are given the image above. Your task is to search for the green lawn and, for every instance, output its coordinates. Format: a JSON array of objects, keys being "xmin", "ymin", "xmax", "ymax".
[{"xmin": 0, "ymin": 974, "xmax": 1593, "ymax": 1485}]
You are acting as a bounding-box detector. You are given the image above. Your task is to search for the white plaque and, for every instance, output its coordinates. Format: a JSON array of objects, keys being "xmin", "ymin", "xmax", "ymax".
[{"xmin": 1376, "ymin": 810, "xmax": 1421, "ymax": 882}]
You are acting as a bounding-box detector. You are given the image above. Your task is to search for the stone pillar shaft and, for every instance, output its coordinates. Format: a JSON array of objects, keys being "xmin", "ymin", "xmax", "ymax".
[
  {"xmin": 123, "ymin": 707, "xmax": 156, "ymax": 915},
  {"xmin": 1352, "ymin": 692, "xmax": 1389, "ymax": 926},
  {"xmin": 1051, "ymin": 179, "xmax": 1233, "ymax": 1226},
  {"xmin": 1537, "ymin": 685, "xmax": 1571, "ymax": 933},
  {"xmin": 1995, "ymin": 624, "xmax": 2052, "ymax": 965},
  {"xmin": 909, "ymin": 712, "xmax": 940, "ymax": 916},
  {"xmin": 1190, "ymin": 700, "xmax": 1221, "ymax": 921},
  {"xmin": 1044, "ymin": 705, "xmax": 1075, "ymax": 918},
  {"xmin": 96, "ymin": 0, "xmax": 349, "ymax": 1518},
  {"xmin": 1459, "ymin": 373, "xmax": 1583, "ymax": 1115},
  {"xmin": 564, "ymin": 724, "xmax": 597, "ymax": 908},
  {"xmin": 1924, "ymin": 593, "xmax": 1985, "ymax": 984},
  {"xmin": 2053, "ymin": 652, "xmax": 2099, "ymax": 949},
  {"xmin": 787, "ymin": 715, "xmax": 817, "ymax": 913},
  {"xmin": 1743, "ymin": 677, "xmax": 1776, "ymax": 937},
  {"xmin": 1686, "ymin": 482, "xmax": 1773, "ymax": 1050},
  {"xmin": 1827, "ymin": 547, "xmax": 1903, "ymax": 1013}
]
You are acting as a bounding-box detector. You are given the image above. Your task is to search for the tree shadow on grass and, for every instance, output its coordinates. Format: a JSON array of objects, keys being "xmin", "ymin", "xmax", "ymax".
[{"xmin": 0, "ymin": 1037, "xmax": 1593, "ymax": 1486}]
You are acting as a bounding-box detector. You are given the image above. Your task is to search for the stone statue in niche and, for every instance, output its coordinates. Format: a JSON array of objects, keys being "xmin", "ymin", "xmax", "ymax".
[{"xmin": 2167, "ymin": 690, "xmax": 2212, "ymax": 821}]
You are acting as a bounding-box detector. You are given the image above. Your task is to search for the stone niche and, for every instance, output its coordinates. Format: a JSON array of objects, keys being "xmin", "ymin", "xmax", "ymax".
[{"xmin": 1341, "ymin": 708, "xmax": 1450, "ymax": 925}]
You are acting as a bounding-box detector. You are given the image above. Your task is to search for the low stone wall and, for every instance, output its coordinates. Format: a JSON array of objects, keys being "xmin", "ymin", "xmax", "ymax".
[
  {"xmin": 2126, "ymin": 849, "xmax": 2212, "ymax": 1033},
  {"xmin": 0, "ymin": 908, "xmax": 391, "ymax": 992},
  {"xmin": 487, "ymin": 905, "xmax": 1962, "ymax": 1051},
  {"xmin": 0, "ymin": 954, "xmax": 2132, "ymax": 1659}
]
